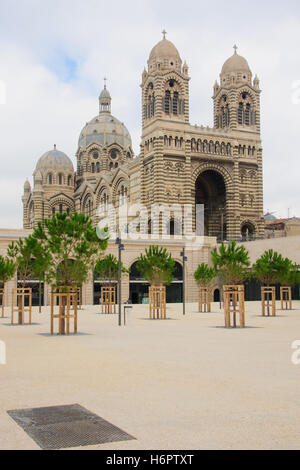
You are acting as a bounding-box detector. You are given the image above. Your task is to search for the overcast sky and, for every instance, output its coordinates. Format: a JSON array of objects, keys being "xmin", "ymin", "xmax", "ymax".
[{"xmin": 0, "ymin": 0, "xmax": 300, "ymax": 228}]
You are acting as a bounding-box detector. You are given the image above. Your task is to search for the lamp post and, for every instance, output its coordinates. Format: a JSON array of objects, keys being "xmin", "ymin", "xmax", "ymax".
[
  {"xmin": 116, "ymin": 234, "xmax": 124, "ymax": 326},
  {"xmin": 180, "ymin": 247, "xmax": 187, "ymax": 316}
]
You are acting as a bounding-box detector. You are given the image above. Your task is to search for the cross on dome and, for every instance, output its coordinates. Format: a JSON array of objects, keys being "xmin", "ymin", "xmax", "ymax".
[
  {"xmin": 162, "ymin": 29, "xmax": 167, "ymax": 40},
  {"xmin": 233, "ymin": 44, "xmax": 238, "ymax": 55}
]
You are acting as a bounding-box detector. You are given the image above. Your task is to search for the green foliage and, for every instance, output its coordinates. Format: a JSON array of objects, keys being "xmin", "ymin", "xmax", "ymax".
[
  {"xmin": 253, "ymin": 249, "xmax": 292, "ymax": 286},
  {"xmin": 32, "ymin": 212, "xmax": 108, "ymax": 288},
  {"xmin": 194, "ymin": 263, "xmax": 216, "ymax": 287},
  {"xmin": 0, "ymin": 255, "xmax": 16, "ymax": 286},
  {"xmin": 211, "ymin": 241, "xmax": 250, "ymax": 285},
  {"xmin": 136, "ymin": 245, "xmax": 175, "ymax": 286},
  {"xmin": 279, "ymin": 263, "xmax": 300, "ymax": 287},
  {"xmin": 94, "ymin": 254, "xmax": 129, "ymax": 283},
  {"xmin": 7, "ymin": 235, "xmax": 48, "ymax": 285}
]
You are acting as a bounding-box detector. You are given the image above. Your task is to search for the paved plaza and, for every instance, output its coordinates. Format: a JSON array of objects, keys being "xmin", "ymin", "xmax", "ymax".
[{"xmin": 1, "ymin": 301, "xmax": 300, "ymax": 450}]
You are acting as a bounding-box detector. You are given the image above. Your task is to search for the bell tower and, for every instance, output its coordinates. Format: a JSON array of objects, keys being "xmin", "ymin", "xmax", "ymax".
[
  {"xmin": 141, "ymin": 31, "xmax": 190, "ymax": 133},
  {"xmin": 213, "ymin": 45, "xmax": 261, "ymax": 134}
]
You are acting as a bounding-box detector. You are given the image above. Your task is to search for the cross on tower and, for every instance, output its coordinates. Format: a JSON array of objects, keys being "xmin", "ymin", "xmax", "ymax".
[
  {"xmin": 104, "ymin": 77, "xmax": 107, "ymax": 88},
  {"xmin": 162, "ymin": 29, "xmax": 167, "ymax": 40},
  {"xmin": 233, "ymin": 44, "xmax": 238, "ymax": 55}
]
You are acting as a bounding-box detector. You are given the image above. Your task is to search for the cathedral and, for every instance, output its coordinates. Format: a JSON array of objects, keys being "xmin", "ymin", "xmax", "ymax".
[{"xmin": 22, "ymin": 33, "xmax": 264, "ymax": 242}]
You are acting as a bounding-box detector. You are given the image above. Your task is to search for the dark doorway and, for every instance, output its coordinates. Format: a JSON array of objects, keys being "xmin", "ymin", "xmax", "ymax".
[
  {"xmin": 241, "ymin": 222, "xmax": 255, "ymax": 241},
  {"xmin": 93, "ymin": 278, "xmax": 118, "ymax": 305},
  {"xmin": 213, "ymin": 289, "xmax": 220, "ymax": 302},
  {"xmin": 129, "ymin": 261, "xmax": 183, "ymax": 304},
  {"xmin": 195, "ymin": 170, "xmax": 226, "ymax": 240}
]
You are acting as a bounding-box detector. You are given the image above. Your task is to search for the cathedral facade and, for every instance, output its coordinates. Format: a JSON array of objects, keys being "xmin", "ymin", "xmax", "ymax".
[{"xmin": 22, "ymin": 34, "xmax": 264, "ymax": 242}]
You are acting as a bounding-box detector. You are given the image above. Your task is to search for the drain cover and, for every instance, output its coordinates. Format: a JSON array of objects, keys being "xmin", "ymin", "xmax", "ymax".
[{"xmin": 7, "ymin": 404, "xmax": 135, "ymax": 449}]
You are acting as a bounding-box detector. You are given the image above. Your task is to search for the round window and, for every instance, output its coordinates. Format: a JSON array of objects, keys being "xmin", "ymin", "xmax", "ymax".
[
  {"xmin": 110, "ymin": 149, "xmax": 118, "ymax": 159},
  {"xmin": 93, "ymin": 152, "xmax": 99, "ymax": 159}
]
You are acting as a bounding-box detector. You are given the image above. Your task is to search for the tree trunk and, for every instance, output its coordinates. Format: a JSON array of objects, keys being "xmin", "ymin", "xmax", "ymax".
[{"xmin": 60, "ymin": 292, "xmax": 66, "ymax": 335}]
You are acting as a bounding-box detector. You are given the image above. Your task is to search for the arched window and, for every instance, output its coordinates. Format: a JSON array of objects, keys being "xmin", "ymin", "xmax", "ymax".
[
  {"xmin": 84, "ymin": 198, "xmax": 93, "ymax": 217},
  {"xmin": 96, "ymin": 162, "xmax": 100, "ymax": 172},
  {"xmin": 173, "ymin": 91, "xmax": 179, "ymax": 114},
  {"xmin": 48, "ymin": 174, "xmax": 53, "ymax": 184},
  {"xmin": 164, "ymin": 90, "xmax": 171, "ymax": 114},
  {"xmin": 238, "ymin": 103, "xmax": 244, "ymax": 124},
  {"xmin": 59, "ymin": 204, "xmax": 63, "ymax": 213},
  {"xmin": 58, "ymin": 174, "xmax": 63, "ymax": 185},
  {"xmin": 68, "ymin": 175, "xmax": 72, "ymax": 186},
  {"xmin": 245, "ymin": 103, "xmax": 251, "ymax": 125},
  {"xmin": 162, "ymin": 80, "xmax": 184, "ymax": 116},
  {"xmin": 91, "ymin": 163, "xmax": 95, "ymax": 173}
]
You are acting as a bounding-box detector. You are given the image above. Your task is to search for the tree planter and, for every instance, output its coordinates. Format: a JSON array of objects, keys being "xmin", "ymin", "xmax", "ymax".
[
  {"xmin": 101, "ymin": 286, "xmax": 116, "ymax": 314},
  {"xmin": 51, "ymin": 287, "xmax": 78, "ymax": 335},
  {"xmin": 0, "ymin": 288, "xmax": 4, "ymax": 318},
  {"xmin": 149, "ymin": 285, "xmax": 166, "ymax": 320},
  {"xmin": 11, "ymin": 288, "xmax": 32, "ymax": 325},
  {"xmin": 71, "ymin": 287, "xmax": 82, "ymax": 311},
  {"xmin": 261, "ymin": 286, "xmax": 276, "ymax": 316},
  {"xmin": 198, "ymin": 287, "xmax": 212, "ymax": 313},
  {"xmin": 280, "ymin": 286, "xmax": 292, "ymax": 310},
  {"xmin": 223, "ymin": 285, "xmax": 245, "ymax": 328}
]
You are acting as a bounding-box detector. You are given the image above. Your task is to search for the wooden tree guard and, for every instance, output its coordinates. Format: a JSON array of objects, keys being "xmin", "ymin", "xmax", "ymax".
[
  {"xmin": 77, "ymin": 287, "xmax": 82, "ymax": 309},
  {"xmin": 261, "ymin": 286, "xmax": 276, "ymax": 316},
  {"xmin": 71, "ymin": 287, "xmax": 82, "ymax": 310},
  {"xmin": 223, "ymin": 285, "xmax": 245, "ymax": 328},
  {"xmin": 11, "ymin": 288, "xmax": 32, "ymax": 325},
  {"xmin": 0, "ymin": 288, "xmax": 4, "ymax": 318},
  {"xmin": 101, "ymin": 286, "xmax": 116, "ymax": 314},
  {"xmin": 149, "ymin": 285, "xmax": 166, "ymax": 320},
  {"xmin": 280, "ymin": 286, "xmax": 292, "ymax": 310},
  {"xmin": 51, "ymin": 287, "xmax": 78, "ymax": 335},
  {"xmin": 198, "ymin": 287, "xmax": 212, "ymax": 313}
]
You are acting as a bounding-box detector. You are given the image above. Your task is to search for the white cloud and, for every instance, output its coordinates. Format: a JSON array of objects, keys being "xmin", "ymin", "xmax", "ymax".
[{"xmin": 0, "ymin": 0, "xmax": 300, "ymax": 227}]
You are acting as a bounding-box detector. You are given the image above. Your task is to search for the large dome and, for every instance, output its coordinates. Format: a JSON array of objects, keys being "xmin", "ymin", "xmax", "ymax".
[
  {"xmin": 78, "ymin": 113, "xmax": 132, "ymax": 150},
  {"xmin": 35, "ymin": 146, "xmax": 74, "ymax": 172},
  {"xmin": 149, "ymin": 38, "xmax": 181, "ymax": 62},
  {"xmin": 221, "ymin": 53, "xmax": 251, "ymax": 75}
]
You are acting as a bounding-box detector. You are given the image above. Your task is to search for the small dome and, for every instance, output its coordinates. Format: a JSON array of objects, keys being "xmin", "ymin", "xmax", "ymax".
[
  {"xmin": 35, "ymin": 146, "xmax": 74, "ymax": 172},
  {"xmin": 149, "ymin": 38, "xmax": 181, "ymax": 62},
  {"xmin": 78, "ymin": 113, "xmax": 132, "ymax": 150},
  {"xmin": 99, "ymin": 86, "xmax": 111, "ymax": 100},
  {"xmin": 221, "ymin": 53, "xmax": 251, "ymax": 75},
  {"xmin": 24, "ymin": 180, "xmax": 31, "ymax": 191}
]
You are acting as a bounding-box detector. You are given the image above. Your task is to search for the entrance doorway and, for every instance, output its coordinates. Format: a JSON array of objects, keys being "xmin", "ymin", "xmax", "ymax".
[{"xmin": 195, "ymin": 170, "xmax": 226, "ymax": 240}]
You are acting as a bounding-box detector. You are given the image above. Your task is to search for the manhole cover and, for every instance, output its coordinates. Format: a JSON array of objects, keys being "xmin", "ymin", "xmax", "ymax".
[{"xmin": 7, "ymin": 404, "xmax": 135, "ymax": 449}]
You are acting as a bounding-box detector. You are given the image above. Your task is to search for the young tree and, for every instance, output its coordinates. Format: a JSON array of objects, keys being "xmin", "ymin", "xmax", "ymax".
[
  {"xmin": 136, "ymin": 245, "xmax": 175, "ymax": 286},
  {"xmin": 194, "ymin": 263, "xmax": 217, "ymax": 287},
  {"xmin": 94, "ymin": 254, "xmax": 129, "ymax": 285},
  {"xmin": 253, "ymin": 250, "xmax": 291, "ymax": 286},
  {"xmin": 0, "ymin": 255, "xmax": 16, "ymax": 287},
  {"xmin": 211, "ymin": 241, "xmax": 250, "ymax": 285},
  {"xmin": 32, "ymin": 212, "xmax": 108, "ymax": 333},
  {"xmin": 7, "ymin": 235, "xmax": 47, "ymax": 324},
  {"xmin": 280, "ymin": 263, "xmax": 300, "ymax": 288}
]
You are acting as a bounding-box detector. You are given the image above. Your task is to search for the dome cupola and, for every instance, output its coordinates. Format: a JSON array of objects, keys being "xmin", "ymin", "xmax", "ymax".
[
  {"xmin": 220, "ymin": 45, "xmax": 252, "ymax": 86},
  {"xmin": 78, "ymin": 86, "xmax": 132, "ymax": 151},
  {"xmin": 99, "ymin": 82, "xmax": 111, "ymax": 114},
  {"xmin": 35, "ymin": 145, "xmax": 74, "ymax": 173},
  {"xmin": 148, "ymin": 31, "xmax": 182, "ymax": 72}
]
